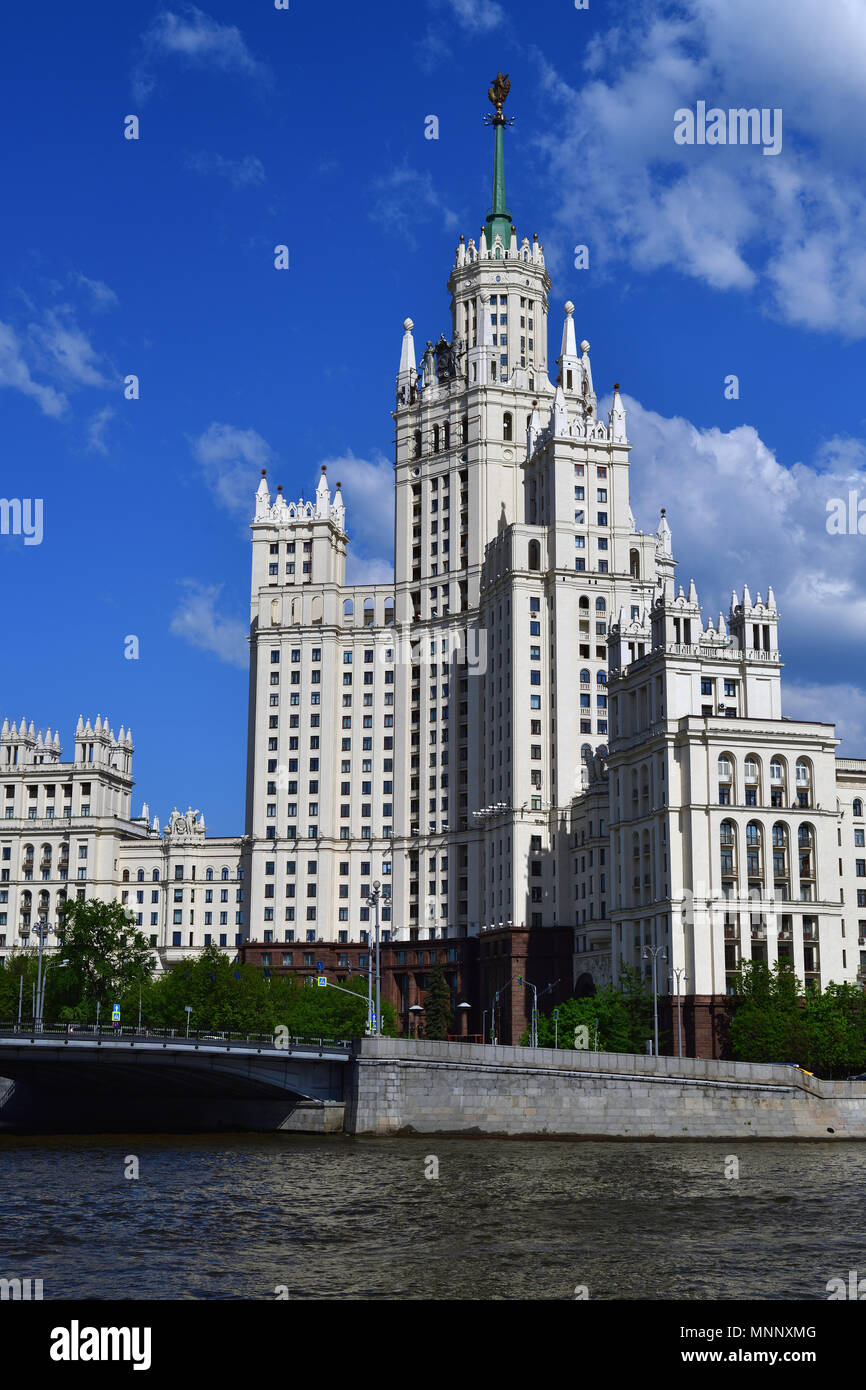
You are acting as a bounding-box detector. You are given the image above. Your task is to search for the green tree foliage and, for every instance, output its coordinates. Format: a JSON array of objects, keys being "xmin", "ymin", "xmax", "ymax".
[
  {"xmin": 728, "ymin": 960, "xmax": 866, "ymax": 1077},
  {"xmin": 0, "ymin": 950, "xmax": 41, "ymax": 1021},
  {"xmin": 524, "ymin": 963, "xmax": 657, "ymax": 1053},
  {"xmin": 422, "ymin": 964, "xmax": 453, "ymax": 1040},
  {"xmin": 52, "ymin": 898, "xmax": 155, "ymax": 1022}
]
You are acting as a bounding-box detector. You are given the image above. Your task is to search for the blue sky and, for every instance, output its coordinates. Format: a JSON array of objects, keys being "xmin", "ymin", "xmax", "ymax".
[{"xmin": 1, "ymin": 0, "xmax": 865, "ymax": 833}]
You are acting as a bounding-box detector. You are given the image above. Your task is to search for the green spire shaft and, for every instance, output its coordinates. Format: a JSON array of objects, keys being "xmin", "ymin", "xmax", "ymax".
[{"xmin": 485, "ymin": 120, "xmax": 513, "ymax": 249}]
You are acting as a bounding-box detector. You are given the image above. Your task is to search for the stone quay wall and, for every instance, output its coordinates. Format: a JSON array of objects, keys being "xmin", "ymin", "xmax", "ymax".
[{"xmin": 343, "ymin": 1038, "xmax": 866, "ymax": 1140}]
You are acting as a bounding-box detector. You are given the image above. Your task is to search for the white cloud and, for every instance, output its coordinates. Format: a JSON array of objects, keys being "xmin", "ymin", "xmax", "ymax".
[
  {"xmin": 0, "ymin": 320, "xmax": 67, "ymax": 417},
  {"xmin": 74, "ymin": 275, "xmax": 119, "ymax": 312},
  {"xmin": 534, "ymin": 0, "xmax": 866, "ymax": 336},
  {"xmin": 169, "ymin": 581, "xmax": 247, "ymax": 669},
  {"xmin": 347, "ymin": 556, "xmax": 394, "ymax": 586},
  {"xmin": 445, "ymin": 0, "xmax": 504, "ymax": 33},
  {"xmin": 369, "ymin": 163, "xmax": 459, "ymax": 245},
  {"xmin": 620, "ymin": 392, "xmax": 866, "ymax": 681},
  {"xmin": 316, "ymin": 450, "xmax": 394, "ymax": 560},
  {"xmin": 29, "ymin": 309, "xmax": 112, "ymax": 389},
  {"xmin": 87, "ymin": 406, "xmax": 115, "ymax": 455},
  {"xmin": 785, "ymin": 682, "xmax": 866, "ymax": 758},
  {"xmin": 133, "ymin": 6, "xmax": 268, "ymax": 103},
  {"xmin": 186, "ymin": 150, "xmax": 265, "ymax": 189},
  {"xmin": 190, "ymin": 422, "xmax": 275, "ymax": 515}
]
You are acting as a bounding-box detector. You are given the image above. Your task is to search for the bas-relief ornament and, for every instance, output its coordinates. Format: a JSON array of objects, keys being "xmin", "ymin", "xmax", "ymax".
[{"xmin": 165, "ymin": 807, "xmax": 204, "ymax": 841}]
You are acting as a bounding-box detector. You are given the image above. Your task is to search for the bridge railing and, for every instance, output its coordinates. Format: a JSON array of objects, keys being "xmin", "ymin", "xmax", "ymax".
[{"xmin": 0, "ymin": 1022, "xmax": 352, "ymax": 1053}]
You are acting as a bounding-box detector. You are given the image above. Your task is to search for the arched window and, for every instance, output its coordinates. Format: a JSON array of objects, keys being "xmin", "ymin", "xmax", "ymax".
[
  {"xmin": 152, "ymin": 869, "xmax": 160, "ymax": 882},
  {"xmin": 579, "ymin": 596, "xmax": 589, "ymax": 611},
  {"xmin": 343, "ymin": 598, "xmax": 354, "ymax": 619},
  {"xmin": 580, "ymin": 668, "xmax": 590, "ymax": 684},
  {"xmin": 461, "ymin": 415, "xmax": 468, "ymax": 445},
  {"xmin": 503, "ymin": 412, "xmax": 513, "ymax": 441},
  {"xmin": 855, "ymin": 799, "xmax": 864, "ymax": 818},
  {"xmin": 433, "ymin": 424, "xmax": 440, "ymax": 452},
  {"xmin": 206, "ymin": 868, "xmax": 214, "ymax": 882},
  {"xmin": 122, "ymin": 869, "xmax": 130, "ymax": 883},
  {"xmin": 311, "ymin": 594, "xmax": 323, "ymax": 625},
  {"xmin": 746, "ymin": 822, "xmax": 763, "ymax": 882},
  {"xmin": 798, "ymin": 824, "xmax": 816, "ymax": 895},
  {"xmin": 744, "ymin": 755, "xmax": 761, "ymax": 806},
  {"xmin": 595, "ymin": 597, "xmax": 606, "ymax": 612},
  {"xmin": 363, "ymin": 596, "xmax": 375, "ymax": 626},
  {"xmin": 221, "ymin": 867, "xmax": 230, "ymax": 881},
  {"xmin": 630, "ymin": 549, "xmax": 640, "ymax": 579},
  {"xmin": 581, "ymin": 743, "xmax": 592, "ymax": 761},
  {"xmin": 718, "ymin": 754, "xmax": 735, "ymax": 805},
  {"xmin": 384, "ymin": 597, "xmax": 395, "ymax": 625},
  {"xmin": 443, "ymin": 422, "xmax": 450, "ymax": 449},
  {"xmin": 771, "ymin": 823, "xmax": 790, "ymax": 899},
  {"xmin": 795, "ymin": 759, "xmax": 812, "ymax": 808},
  {"xmin": 528, "ymin": 540, "xmax": 540, "ymax": 571},
  {"xmin": 414, "ymin": 430, "xmax": 422, "ymax": 459},
  {"xmin": 597, "ymin": 671, "xmax": 607, "ymax": 684},
  {"xmin": 720, "ymin": 820, "xmax": 737, "ymax": 880},
  {"xmin": 769, "ymin": 757, "xmax": 787, "ymax": 808}
]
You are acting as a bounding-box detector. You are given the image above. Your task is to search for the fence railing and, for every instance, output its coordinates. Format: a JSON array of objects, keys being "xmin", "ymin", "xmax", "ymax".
[{"xmin": 0, "ymin": 1022, "xmax": 352, "ymax": 1052}]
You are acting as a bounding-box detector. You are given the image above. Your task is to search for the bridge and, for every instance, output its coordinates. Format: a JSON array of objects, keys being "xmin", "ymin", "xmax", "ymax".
[{"xmin": 0, "ymin": 1024, "xmax": 350, "ymax": 1132}]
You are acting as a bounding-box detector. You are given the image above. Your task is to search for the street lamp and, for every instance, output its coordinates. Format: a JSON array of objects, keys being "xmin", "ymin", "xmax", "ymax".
[
  {"xmin": 457, "ymin": 1000, "xmax": 471, "ymax": 1039},
  {"xmin": 409, "ymin": 1003, "xmax": 423, "ymax": 1038},
  {"xmin": 30, "ymin": 920, "xmax": 52, "ymax": 1033},
  {"xmin": 670, "ymin": 967, "xmax": 689, "ymax": 1058},
  {"xmin": 37, "ymin": 957, "xmax": 69, "ymax": 1028},
  {"xmin": 642, "ymin": 945, "xmax": 668, "ymax": 1056},
  {"xmin": 366, "ymin": 880, "xmax": 382, "ymax": 1036},
  {"xmin": 184, "ymin": 1004, "xmax": 193, "ymax": 1038}
]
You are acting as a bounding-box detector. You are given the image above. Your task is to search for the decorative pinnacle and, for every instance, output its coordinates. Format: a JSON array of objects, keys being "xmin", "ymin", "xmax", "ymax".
[{"xmin": 485, "ymin": 71, "xmax": 512, "ymax": 126}]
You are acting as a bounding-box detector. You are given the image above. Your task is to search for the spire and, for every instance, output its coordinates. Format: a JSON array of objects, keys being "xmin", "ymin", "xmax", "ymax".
[
  {"xmin": 315, "ymin": 466, "xmax": 330, "ymax": 519},
  {"xmin": 609, "ymin": 382, "xmax": 627, "ymax": 443},
  {"xmin": 398, "ymin": 317, "xmax": 416, "ymax": 377},
  {"xmin": 254, "ymin": 469, "xmax": 270, "ymax": 520},
  {"xmin": 484, "ymin": 72, "xmax": 514, "ymax": 249},
  {"xmin": 558, "ymin": 301, "xmax": 581, "ymax": 394},
  {"xmin": 560, "ymin": 301, "xmax": 578, "ymax": 361}
]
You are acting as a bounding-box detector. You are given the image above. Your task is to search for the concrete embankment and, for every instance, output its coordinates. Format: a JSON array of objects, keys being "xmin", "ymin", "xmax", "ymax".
[{"xmin": 343, "ymin": 1037, "xmax": 866, "ymax": 1140}]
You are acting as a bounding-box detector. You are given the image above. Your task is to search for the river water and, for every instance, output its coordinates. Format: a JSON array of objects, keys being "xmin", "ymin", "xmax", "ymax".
[{"xmin": 1, "ymin": 1134, "xmax": 863, "ymax": 1300}]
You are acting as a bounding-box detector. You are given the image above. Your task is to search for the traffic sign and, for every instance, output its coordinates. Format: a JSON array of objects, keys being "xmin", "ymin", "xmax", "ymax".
[
  {"xmin": 553, "ymin": 1009, "xmax": 560, "ymax": 1020},
  {"xmin": 111, "ymin": 1005, "xmax": 120, "ymax": 1022},
  {"xmin": 316, "ymin": 975, "xmax": 327, "ymax": 987}
]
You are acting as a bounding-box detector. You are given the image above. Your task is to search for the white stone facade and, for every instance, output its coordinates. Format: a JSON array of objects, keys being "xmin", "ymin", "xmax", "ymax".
[{"xmin": 2, "ymin": 115, "xmax": 864, "ymax": 1015}]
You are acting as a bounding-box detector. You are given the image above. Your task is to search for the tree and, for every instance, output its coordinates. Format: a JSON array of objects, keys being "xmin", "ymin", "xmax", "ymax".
[
  {"xmin": 523, "ymin": 964, "xmax": 657, "ymax": 1054},
  {"xmin": 0, "ymin": 950, "xmax": 41, "ymax": 1021},
  {"xmin": 51, "ymin": 898, "xmax": 155, "ymax": 1023},
  {"xmin": 727, "ymin": 961, "xmax": 866, "ymax": 1077},
  {"xmin": 422, "ymin": 965, "xmax": 453, "ymax": 1040}
]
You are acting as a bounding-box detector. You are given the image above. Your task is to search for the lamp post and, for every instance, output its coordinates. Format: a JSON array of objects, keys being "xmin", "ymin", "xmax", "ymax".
[
  {"xmin": 29, "ymin": 920, "xmax": 52, "ymax": 1033},
  {"xmin": 37, "ymin": 958, "xmax": 69, "ymax": 1028},
  {"xmin": 409, "ymin": 1003, "xmax": 423, "ymax": 1038},
  {"xmin": 643, "ymin": 944, "xmax": 667, "ymax": 1057},
  {"xmin": 366, "ymin": 880, "xmax": 382, "ymax": 1035},
  {"xmin": 184, "ymin": 1004, "xmax": 193, "ymax": 1038},
  {"xmin": 670, "ymin": 967, "xmax": 689, "ymax": 1058},
  {"xmin": 457, "ymin": 1000, "xmax": 471, "ymax": 1039},
  {"xmin": 518, "ymin": 976, "xmax": 539, "ymax": 1048}
]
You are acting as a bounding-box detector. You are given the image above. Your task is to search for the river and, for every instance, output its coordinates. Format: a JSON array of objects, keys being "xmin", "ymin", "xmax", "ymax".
[{"xmin": 1, "ymin": 1134, "xmax": 862, "ymax": 1300}]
